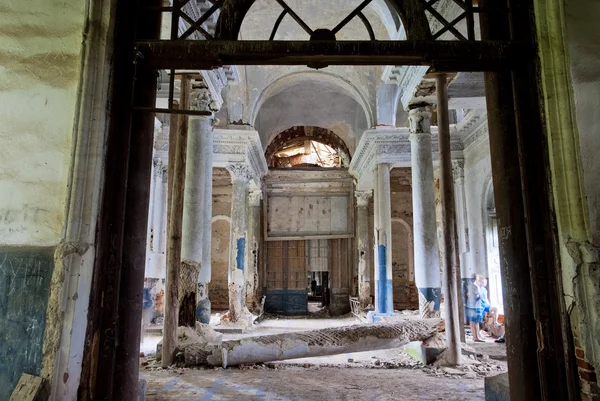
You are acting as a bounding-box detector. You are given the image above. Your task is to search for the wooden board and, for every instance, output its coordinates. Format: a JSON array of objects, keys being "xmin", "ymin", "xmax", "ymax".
[{"xmin": 10, "ymin": 373, "xmax": 43, "ymax": 401}]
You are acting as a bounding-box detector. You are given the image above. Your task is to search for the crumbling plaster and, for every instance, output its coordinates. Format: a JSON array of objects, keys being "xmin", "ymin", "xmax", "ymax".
[
  {"xmin": 563, "ymin": 0, "xmax": 600, "ymax": 383},
  {"xmin": 535, "ymin": 0, "xmax": 600, "ymax": 393},
  {"xmin": 0, "ymin": 0, "xmax": 111, "ymax": 400}
]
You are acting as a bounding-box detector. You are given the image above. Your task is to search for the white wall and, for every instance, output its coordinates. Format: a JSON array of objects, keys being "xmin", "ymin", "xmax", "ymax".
[{"xmin": 0, "ymin": 1, "xmax": 86, "ymax": 246}]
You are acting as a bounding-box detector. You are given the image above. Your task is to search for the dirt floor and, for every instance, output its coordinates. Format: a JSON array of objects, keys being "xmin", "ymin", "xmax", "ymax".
[{"xmin": 141, "ymin": 315, "xmax": 507, "ymax": 401}]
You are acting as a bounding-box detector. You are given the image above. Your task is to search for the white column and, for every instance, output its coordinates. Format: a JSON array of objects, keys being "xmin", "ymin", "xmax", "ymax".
[
  {"xmin": 153, "ymin": 160, "xmax": 167, "ymax": 259},
  {"xmin": 226, "ymin": 163, "xmax": 251, "ymax": 323},
  {"xmin": 246, "ymin": 189, "xmax": 262, "ymax": 312},
  {"xmin": 180, "ymin": 86, "xmax": 216, "ymax": 325},
  {"xmin": 355, "ymin": 190, "xmax": 373, "ymax": 308},
  {"xmin": 145, "ymin": 157, "xmax": 158, "ymax": 278},
  {"xmin": 373, "ymin": 163, "xmax": 394, "ymax": 315},
  {"xmin": 409, "ymin": 106, "xmax": 442, "ymax": 318}
]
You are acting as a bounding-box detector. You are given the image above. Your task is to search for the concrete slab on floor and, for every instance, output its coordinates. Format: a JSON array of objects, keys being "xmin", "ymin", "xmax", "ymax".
[{"xmin": 143, "ymin": 366, "xmax": 486, "ymax": 401}]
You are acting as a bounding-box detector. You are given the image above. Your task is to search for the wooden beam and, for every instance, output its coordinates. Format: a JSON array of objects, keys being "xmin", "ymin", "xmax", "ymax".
[
  {"xmin": 133, "ymin": 40, "xmax": 530, "ymax": 71},
  {"xmin": 162, "ymin": 76, "xmax": 190, "ymax": 367},
  {"xmin": 436, "ymin": 73, "xmax": 461, "ymax": 365}
]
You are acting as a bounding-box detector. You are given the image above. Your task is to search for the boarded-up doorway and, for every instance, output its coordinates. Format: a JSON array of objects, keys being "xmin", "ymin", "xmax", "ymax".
[{"xmin": 265, "ymin": 240, "xmax": 308, "ymax": 315}]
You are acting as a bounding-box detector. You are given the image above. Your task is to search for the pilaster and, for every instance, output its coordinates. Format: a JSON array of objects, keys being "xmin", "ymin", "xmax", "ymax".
[{"xmin": 355, "ymin": 190, "xmax": 373, "ymax": 308}]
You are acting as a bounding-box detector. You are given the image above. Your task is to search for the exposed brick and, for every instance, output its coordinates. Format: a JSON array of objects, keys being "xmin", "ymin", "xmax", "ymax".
[
  {"xmin": 578, "ymin": 359, "xmax": 596, "ymax": 371},
  {"xmin": 579, "ymin": 369, "xmax": 598, "ymax": 383},
  {"xmin": 576, "ymin": 348, "xmax": 585, "ymax": 358}
]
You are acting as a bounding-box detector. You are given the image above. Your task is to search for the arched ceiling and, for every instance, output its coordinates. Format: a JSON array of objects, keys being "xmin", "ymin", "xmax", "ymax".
[
  {"xmin": 253, "ymin": 75, "xmax": 371, "ymax": 153},
  {"xmin": 238, "ymin": 0, "xmax": 402, "ymax": 41}
]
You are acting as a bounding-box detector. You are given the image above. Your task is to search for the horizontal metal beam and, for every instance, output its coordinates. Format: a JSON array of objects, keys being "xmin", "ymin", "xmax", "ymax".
[{"xmin": 133, "ymin": 40, "xmax": 530, "ymax": 71}]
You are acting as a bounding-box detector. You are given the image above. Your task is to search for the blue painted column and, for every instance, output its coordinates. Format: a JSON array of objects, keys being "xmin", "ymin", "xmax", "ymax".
[
  {"xmin": 226, "ymin": 163, "xmax": 251, "ymax": 323},
  {"xmin": 409, "ymin": 106, "xmax": 442, "ymax": 318},
  {"xmin": 373, "ymin": 163, "xmax": 394, "ymax": 315}
]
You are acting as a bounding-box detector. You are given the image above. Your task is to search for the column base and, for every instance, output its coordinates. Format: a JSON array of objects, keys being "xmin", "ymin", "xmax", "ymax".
[
  {"xmin": 366, "ymin": 311, "xmax": 402, "ymax": 323},
  {"xmin": 196, "ymin": 298, "xmax": 211, "ymax": 324}
]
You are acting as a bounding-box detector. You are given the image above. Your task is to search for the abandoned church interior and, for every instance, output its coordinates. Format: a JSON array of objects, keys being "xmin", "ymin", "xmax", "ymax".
[{"xmin": 2, "ymin": 0, "xmax": 600, "ymax": 400}]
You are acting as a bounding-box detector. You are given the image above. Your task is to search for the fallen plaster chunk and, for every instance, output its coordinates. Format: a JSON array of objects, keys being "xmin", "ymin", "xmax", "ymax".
[
  {"xmin": 156, "ymin": 323, "xmax": 223, "ymax": 363},
  {"xmin": 184, "ymin": 318, "xmax": 442, "ymax": 368}
]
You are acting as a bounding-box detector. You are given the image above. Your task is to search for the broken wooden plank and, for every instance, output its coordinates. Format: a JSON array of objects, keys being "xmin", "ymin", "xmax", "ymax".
[{"xmin": 9, "ymin": 373, "xmax": 43, "ymax": 401}]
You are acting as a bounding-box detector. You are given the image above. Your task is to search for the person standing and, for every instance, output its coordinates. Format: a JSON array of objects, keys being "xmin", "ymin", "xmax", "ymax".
[{"xmin": 466, "ymin": 274, "xmax": 484, "ymax": 342}]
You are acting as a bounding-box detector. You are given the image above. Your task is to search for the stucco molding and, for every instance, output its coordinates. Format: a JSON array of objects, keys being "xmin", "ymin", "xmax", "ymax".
[
  {"xmin": 456, "ymin": 110, "xmax": 489, "ymax": 150},
  {"xmin": 349, "ymin": 126, "xmax": 463, "ymax": 190},
  {"xmin": 214, "ymin": 127, "xmax": 268, "ymax": 188}
]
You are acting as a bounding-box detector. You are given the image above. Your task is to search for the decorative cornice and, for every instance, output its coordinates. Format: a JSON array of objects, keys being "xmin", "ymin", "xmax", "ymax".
[
  {"xmin": 213, "ymin": 127, "xmax": 268, "ymax": 188},
  {"xmin": 355, "ymin": 190, "xmax": 373, "ymax": 207},
  {"xmin": 349, "ymin": 126, "xmax": 463, "ymax": 190}
]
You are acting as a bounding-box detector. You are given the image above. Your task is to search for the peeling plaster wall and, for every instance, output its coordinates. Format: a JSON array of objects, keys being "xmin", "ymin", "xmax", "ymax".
[
  {"xmin": 0, "ymin": 1, "xmax": 88, "ymax": 399},
  {"xmin": 560, "ymin": 0, "xmax": 600, "ymax": 395}
]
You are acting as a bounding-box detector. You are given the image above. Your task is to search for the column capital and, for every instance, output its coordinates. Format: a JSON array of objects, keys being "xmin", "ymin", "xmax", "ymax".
[
  {"xmin": 408, "ymin": 105, "xmax": 432, "ymax": 135},
  {"xmin": 451, "ymin": 160, "xmax": 465, "ymax": 181},
  {"xmin": 248, "ymin": 190, "xmax": 262, "ymax": 207},
  {"xmin": 153, "ymin": 158, "xmax": 164, "ymax": 178},
  {"xmin": 190, "ymin": 85, "xmax": 218, "ymax": 113},
  {"xmin": 355, "ymin": 190, "xmax": 373, "ymax": 207},
  {"xmin": 226, "ymin": 163, "xmax": 251, "ymax": 183}
]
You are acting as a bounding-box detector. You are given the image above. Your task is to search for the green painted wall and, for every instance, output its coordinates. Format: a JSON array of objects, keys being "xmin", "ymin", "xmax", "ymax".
[{"xmin": 0, "ymin": 249, "xmax": 53, "ymax": 400}]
